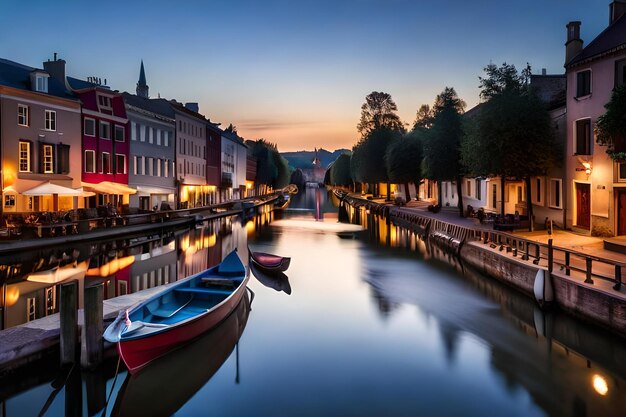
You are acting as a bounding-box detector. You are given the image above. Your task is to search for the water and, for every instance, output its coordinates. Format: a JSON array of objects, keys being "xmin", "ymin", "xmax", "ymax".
[{"xmin": 2, "ymin": 189, "xmax": 626, "ymax": 416}]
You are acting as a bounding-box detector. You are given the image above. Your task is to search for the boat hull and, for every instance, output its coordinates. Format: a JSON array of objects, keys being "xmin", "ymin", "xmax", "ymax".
[
  {"xmin": 118, "ymin": 275, "xmax": 249, "ymax": 374},
  {"xmin": 250, "ymin": 254, "xmax": 291, "ymax": 273}
]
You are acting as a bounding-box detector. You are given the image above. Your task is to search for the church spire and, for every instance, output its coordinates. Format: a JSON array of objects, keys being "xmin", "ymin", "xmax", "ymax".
[{"xmin": 136, "ymin": 60, "xmax": 149, "ymax": 98}]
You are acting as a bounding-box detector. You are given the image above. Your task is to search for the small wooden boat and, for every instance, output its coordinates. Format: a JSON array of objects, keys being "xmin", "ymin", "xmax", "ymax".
[
  {"xmin": 103, "ymin": 249, "xmax": 249, "ymax": 374},
  {"xmin": 248, "ymin": 246, "xmax": 291, "ymax": 273},
  {"xmin": 250, "ymin": 262, "xmax": 291, "ymax": 295},
  {"xmin": 111, "ymin": 292, "xmax": 251, "ymax": 417}
]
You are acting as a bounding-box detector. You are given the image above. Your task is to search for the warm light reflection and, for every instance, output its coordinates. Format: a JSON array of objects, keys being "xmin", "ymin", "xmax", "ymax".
[
  {"xmin": 86, "ymin": 256, "xmax": 134, "ymax": 277},
  {"xmin": 246, "ymin": 220, "xmax": 255, "ymax": 234},
  {"xmin": 0, "ymin": 285, "xmax": 20, "ymax": 308},
  {"xmin": 593, "ymin": 374, "xmax": 609, "ymax": 396},
  {"xmin": 27, "ymin": 261, "xmax": 89, "ymax": 284}
]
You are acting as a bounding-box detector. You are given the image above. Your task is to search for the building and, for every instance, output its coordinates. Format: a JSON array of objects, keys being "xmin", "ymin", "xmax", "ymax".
[
  {"xmin": 246, "ymin": 154, "xmax": 257, "ymax": 197},
  {"xmin": 564, "ymin": 1, "xmax": 626, "ymax": 235},
  {"xmin": 0, "ymin": 57, "xmax": 83, "ymax": 214},
  {"xmin": 206, "ymin": 123, "xmax": 222, "ymax": 205},
  {"xmin": 44, "ymin": 57, "xmax": 135, "ymax": 209},
  {"xmin": 172, "ymin": 102, "xmax": 208, "ymax": 208},
  {"xmin": 220, "ymin": 130, "xmax": 248, "ymax": 201},
  {"xmin": 123, "ymin": 62, "xmax": 176, "ymax": 210}
]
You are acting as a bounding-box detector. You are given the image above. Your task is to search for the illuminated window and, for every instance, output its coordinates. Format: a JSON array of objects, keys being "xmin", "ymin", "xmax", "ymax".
[
  {"xmin": 43, "ymin": 144, "xmax": 54, "ymax": 173},
  {"xmin": 4, "ymin": 195, "xmax": 15, "ymax": 207},
  {"xmin": 19, "ymin": 141, "xmax": 31, "ymax": 172}
]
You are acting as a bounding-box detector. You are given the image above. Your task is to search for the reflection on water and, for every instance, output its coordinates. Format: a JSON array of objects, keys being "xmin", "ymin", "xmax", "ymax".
[{"xmin": 2, "ymin": 189, "xmax": 626, "ymax": 416}]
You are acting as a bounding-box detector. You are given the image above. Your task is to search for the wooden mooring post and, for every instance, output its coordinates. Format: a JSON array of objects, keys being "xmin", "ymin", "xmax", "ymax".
[
  {"xmin": 60, "ymin": 280, "xmax": 78, "ymax": 365},
  {"xmin": 81, "ymin": 284, "xmax": 104, "ymax": 369}
]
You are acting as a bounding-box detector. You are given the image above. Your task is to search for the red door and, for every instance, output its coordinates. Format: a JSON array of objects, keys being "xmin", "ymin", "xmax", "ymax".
[
  {"xmin": 618, "ymin": 190, "xmax": 626, "ymax": 235},
  {"xmin": 576, "ymin": 183, "xmax": 590, "ymax": 229}
]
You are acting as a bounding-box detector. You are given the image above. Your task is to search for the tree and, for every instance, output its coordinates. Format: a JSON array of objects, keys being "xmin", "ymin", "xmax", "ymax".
[
  {"xmin": 351, "ymin": 127, "xmax": 400, "ymax": 198},
  {"xmin": 225, "ymin": 123, "xmax": 238, "ymax": 134},
  {"xmin": 461, "ymin": 88, "xmax": 560, "ymax": 226},
  {"xmin": 330, "ymin": 153, "xmax": 353, "ymax": 187},
  {"xmin": 422, "ymin": 87, "xmax": 466, "ymax": 215},
  {"xmin": 385, "ymin": 131, "xmax": 423, "ymax": 200},
  {"xmin": 478, "ymin": 62, "xmax": 531, "ymax": 101},
  {"xmin": 412, "ymin": 104, "xmax": 433, "ymax": 131},
  {"xmin": 596, "ymin": 84, "xmax": 626, "ymax": 159},
  {"xmin": 357, "ymin": 91, "xmax": 405, "ymax": 137},
  {"xmin": 246, "ymin": 139, "xmax": 290, "ymax": 189}
]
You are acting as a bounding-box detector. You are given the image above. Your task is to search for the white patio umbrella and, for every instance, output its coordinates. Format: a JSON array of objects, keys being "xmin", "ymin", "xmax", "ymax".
[{"xmin": 23, "ymin": 182, "xmax": 95, "ymax": 197}]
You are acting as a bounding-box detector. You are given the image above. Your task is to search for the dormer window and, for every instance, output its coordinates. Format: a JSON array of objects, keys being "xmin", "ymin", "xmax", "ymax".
[
  {"xmin": 30, "ymin": 71, "xmax": 49, "ymax": 93},
  {"xmin": 97, "ymin": 94, "xmax": 113, "ymax": 115}
]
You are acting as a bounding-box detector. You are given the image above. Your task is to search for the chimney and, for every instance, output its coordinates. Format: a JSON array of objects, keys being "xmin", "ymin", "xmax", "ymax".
[
  {"xmin": 42, "ymin": 53, "xmax": 66, "ymax": 86},
  {"xmin": 185, "ymin": 102, "xmax": 199, "ymax": 113},
  {"xmin": 610, "ymin": 1, "xmax": 626, "ymax": 24},
  {"xmin": 565, "ymin": 21, "xmax": 583, "ymax": 66}
]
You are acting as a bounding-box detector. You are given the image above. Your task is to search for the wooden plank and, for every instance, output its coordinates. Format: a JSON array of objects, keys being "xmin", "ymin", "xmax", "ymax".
[
  {"xmin": 60, "ymin": 280, "xmax": 78, "ymax": 365},
  {"xmin": 82, "ymin": 284, "xmax": 103, "ymax": 369}
]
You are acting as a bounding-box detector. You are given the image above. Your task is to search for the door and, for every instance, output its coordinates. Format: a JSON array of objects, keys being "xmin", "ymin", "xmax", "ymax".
[
  {"xmin": 618, "ymin": 190, "xmax": 626, "ymax": 235},
  {"xmin": 576, "ymin": 183, "xmax": 591, "ymax": 229}
]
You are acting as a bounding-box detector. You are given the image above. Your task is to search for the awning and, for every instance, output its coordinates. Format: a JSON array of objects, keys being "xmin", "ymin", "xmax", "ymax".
[
  {"xmin": 135, "ymin": 185, "xmax": 175, "ymax": 196},
  {"xmin": 82, "ymin": 181, "xmax": 137, "ymax": 195},
  {"xmin": 23, "ymin": 182, "xmax": 95, "ymax": 197}
]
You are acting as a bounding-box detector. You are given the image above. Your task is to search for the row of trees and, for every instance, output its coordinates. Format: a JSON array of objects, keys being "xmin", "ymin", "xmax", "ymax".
[
  {"xmin": 246, "ymin": 139, "xmax": 291, "ymax": 190},
  {"xmin": 329, "ymin": 63, "xmax": 562, "ymax": 221}
]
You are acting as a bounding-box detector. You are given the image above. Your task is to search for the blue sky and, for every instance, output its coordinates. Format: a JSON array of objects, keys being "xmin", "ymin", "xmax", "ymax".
[{"xmin": 0, "ymin": 0, "xmax": 611, "ymax": 151}]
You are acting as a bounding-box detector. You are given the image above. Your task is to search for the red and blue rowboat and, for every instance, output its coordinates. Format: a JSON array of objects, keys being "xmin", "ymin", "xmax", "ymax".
[{"xmin": 104, "ymin": 249, "xmax": 249, "ymax": 374}]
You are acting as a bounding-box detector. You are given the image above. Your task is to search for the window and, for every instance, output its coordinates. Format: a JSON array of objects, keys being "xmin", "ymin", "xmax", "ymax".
[
  {"xmin": 5, "ymin": 195, "xmax": 15, "ymax": 207},
  {"xmin": 148, "ymin": 127, "xmax": 153, "ymax": 144},
  {"xmin": 115, "ymin": 125, "xmax": 125, "ymax": 142},
  {"xmin": 475, "ymin": 179, "xmax": 481, "ymax": 200},
  {"xmin": 549, "ymin": 179, "xmax": 562, "ymax": 209},
  {"xmin": 164, "ymin": 159, "xmax": 169, "ymax": 177},
  {"xmin": 156, "ymin": 159, "xmax": 161, "ymax": 177},
  {"xmin": 45, "ymin": 110, "xmax": 56, "ymax": 131},
  {"xmin": 85, "ymin": 150, "xmax": 95, "ymax": 173},
  {"xmin": 27, "ymin": 298, "xmax": 36, "ymax": 322},
  {"xmin": 18, "ymin": 104, "xmax": 29, "ymax": 126},
  {"xmin": 156, "ymin": 129, "xmax": 162, "ymax": 145},
  {"xmin": 35, "ymin": 75, "xmax": 48, "ymax": 93},
  {"xmin": 43, "ymin": 144, "xmax": 53, "ymax": 173},
  {"xmin": 576, "ymin": 70, "xmax": 591, "ymax": 97},
  {"xmin": 97, "ymin": 95, "xmax": 113, "ymax": 114},
  {"xmin": 102, "ymin": 152, "xmax": 111, "ymax": 173},
  {"xmin": 57, "ymin": 144, "xmax": 70, "ymax": 174},
  {"xmin": 148, "ymin": 157, "xmax": 154, "ymax": 176},
  {"xmin": 616, "ymin": 60, "xmax": 626, "ymax": 87},
  {"xmin": 84, "ymin": 118, "xmax": 96, "ymax": 136},
  {"xmin": 19, "ymin": 141, "xmax": 31, "ymax": 172},
  {"xmin": 116, "ymin": 154, "xmax": 125, "ymax": 174},
  {"xmin": 131, "ymin": 122, "xmax": 137, "ymax": 141},
  {"xmin": 133, "ymin": 155, "xmax": 138, "ymax": 175},
  {"xmin": 492, "ymin": 184, "xmax": 497, "ymax": 209},
  {"xmin": 619, "ymin": 163, "xmax": 626, "ymax": 182},
  {"xmin": 164, "ymin": 131, "xmax": 170, "ymax": 147},
  {"xmin": 99, "ymin": 121, "xmax": 110, "ymax": 139},
  {"xmin": 575, "ymin": 119, "xmax": 592, "ymax": 155},
  {"xmin": 140, "ymin": 125, "xmax": 146, "ymax": 142}
]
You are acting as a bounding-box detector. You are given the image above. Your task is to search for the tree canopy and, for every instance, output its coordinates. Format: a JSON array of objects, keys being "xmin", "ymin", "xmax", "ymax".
[
  {"xmin": 330, "ymin": 153, "xmax": 353, "ymax": 186},
  {"xmin": 357, "ymin": 91, "xmax": 405, "ymax": 137},
  {"xmin": 478, "ymin": 62, "xmax": 531, "ymax": 101},
  {"xmin": 351, "ymin": 127, "xmax": 401, "ymax": 185},
  {"xmin": 384, "ymin": 131, "xmax": 423, "ymax": 200},
  {"xmin": 246, "ymin": 139, "xmax": 291, "ymax": 188},
  {"xmin": 596, "ymin": 84, "xmax": 626, "ymax": 156},
  {"xmin": 412, "ymin": 104, "xmax": 433, "ymax": 131}
]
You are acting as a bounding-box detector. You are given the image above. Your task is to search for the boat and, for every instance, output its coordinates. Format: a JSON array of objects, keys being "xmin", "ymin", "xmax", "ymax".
[
  {"xmin": 250, "ymin": 262, "xmax": 292, "ymax": 295},
  {"xmin": 111, "ymin": 292, "xmax": 251, "ymax": 417},
  {"xmin": 248, "ymin": 246, "xmax": 291, "ymax": 273},
  {"xmin": 103, "ymin": 249, "xmax": 249, "ymax": 374}
]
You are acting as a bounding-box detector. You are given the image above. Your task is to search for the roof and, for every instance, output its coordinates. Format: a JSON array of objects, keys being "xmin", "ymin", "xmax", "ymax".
[
  {"xmin": 530, "ymin": 74, "xmax": 566, "ymax": 109},
  {"xmin": 567, "ymin": 12, "xmax": 626, "ymax": 67},
  {"xmin": 122, "ymin": 92, "xmax": 175, "ymax": 119},
  {"xmin": 170, "ymin": 100, "xmax": 208, "ymax": 122},
  {"xmin": 66, "ymin": 76, "xmax": 100, "ymax": 91},
  {"xmin": 463, "ymin": 103, "xmax": 484, "ymax": 119},
  {"xmin": 221, "ymin": 129, "xmax": 247, "ymax": 146},
  {"xmin": 0, "ymin": 58, "xmax": 76, "ymax": 100}
]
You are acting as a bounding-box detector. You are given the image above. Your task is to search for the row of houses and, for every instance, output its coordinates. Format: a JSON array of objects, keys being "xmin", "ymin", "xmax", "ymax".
[
  {"xmin": 0, "ymin": 56, "xmax": 256, "ymax": 216},
  {"xmin": 415, "ymin": 1, "xmax": 626, "ymax": 236}
]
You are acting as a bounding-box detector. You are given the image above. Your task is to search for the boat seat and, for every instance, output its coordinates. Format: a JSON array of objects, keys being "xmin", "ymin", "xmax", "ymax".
[
  {"xmin": 175, "ymin": 287, "xmax": 233, "ymax": 296},
  {"xmin": 149, "ymin": 295, "xmax": 193, "ymax": 318},
  {"xmin": 201, "ymin": 277, "xmax": 235, "ymax": 286}
]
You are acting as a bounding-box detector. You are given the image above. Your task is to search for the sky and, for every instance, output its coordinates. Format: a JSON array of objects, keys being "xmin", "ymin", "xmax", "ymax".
[{"xmin": 0, "ymin": 0, "xmax": 612, "ymax": 152}]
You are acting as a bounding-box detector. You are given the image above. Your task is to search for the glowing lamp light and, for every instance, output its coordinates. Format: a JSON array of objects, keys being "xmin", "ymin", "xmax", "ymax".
[
  {"xmin": 0, "ymin": 285, "xmax": 20, "ymax": 308},
  {"xmin": 581, "ymin": 161, "xmax": 592, "ymax": 175},
  {"xmin": 592, "ymin": 374, "xmax": 608, "ymax": 396}
]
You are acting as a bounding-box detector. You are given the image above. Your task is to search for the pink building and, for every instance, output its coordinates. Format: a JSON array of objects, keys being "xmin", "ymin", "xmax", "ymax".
[{"xmin": 565, "ymin": 1, "xmax": 626, "ymax": 235}]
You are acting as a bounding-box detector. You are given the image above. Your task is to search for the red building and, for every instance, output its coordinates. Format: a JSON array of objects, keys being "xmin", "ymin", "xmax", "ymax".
[{"xmin": 67, "ymin": 75, "xmax": 133, "ymax": 208}]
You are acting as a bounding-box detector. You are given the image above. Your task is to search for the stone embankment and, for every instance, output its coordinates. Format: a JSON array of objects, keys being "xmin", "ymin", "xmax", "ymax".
[{"xmin": 336, "ymin": 190, "xmax": 626, "ymax": 339}]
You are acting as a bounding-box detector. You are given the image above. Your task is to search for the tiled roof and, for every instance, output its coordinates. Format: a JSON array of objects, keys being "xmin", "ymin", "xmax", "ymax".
[
  {"xmin": 0, "ymin": 58, "xmax": 76, "ymax": 100},
  {"xmin": 567, "ymin": 12, "xmax": 626, "ymax": 67},
  {"xmin": 122, "ymin": 92, "xmax": 175, "ymax": 119}
]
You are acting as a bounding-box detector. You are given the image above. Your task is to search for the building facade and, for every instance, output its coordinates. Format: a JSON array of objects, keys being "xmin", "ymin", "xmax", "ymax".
[
  {"xmin": 564, "ymin": 1, "xmax": 626, "ymax": 235},
  {"xmin": 0, "ymin": 57, "xmax": 83, "ymax": 214},
  {"xmin": 206, "ymin": 123, "xmax": 222, "ymax": 205},
  {"xmin": 220, "ymin": 131, "xmax": 248, "ymax": 201}
]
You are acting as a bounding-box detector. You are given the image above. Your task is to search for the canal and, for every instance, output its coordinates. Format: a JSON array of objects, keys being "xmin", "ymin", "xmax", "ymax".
[{"xmin": 1, "ymin": 188, "xmax": 626, "ymax": 416}]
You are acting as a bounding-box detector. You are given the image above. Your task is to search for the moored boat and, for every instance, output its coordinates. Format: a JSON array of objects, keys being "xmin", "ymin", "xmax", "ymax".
[
  {"xmin": 248, "ymin": 247, "xmax": 291, "ymax": 273},
  {"xmin": 250, "ymin": 262, "xmax": 292, "ymax": 295},
  {"xmin": 103, "ymin": 249, "xmax": 249, "ymax": 374}
]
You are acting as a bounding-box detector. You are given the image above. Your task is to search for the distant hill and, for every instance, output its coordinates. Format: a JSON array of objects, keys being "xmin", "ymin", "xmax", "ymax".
[{"xmin": 282, "ymin": 148, "xmax": 350, "ymax": 170}]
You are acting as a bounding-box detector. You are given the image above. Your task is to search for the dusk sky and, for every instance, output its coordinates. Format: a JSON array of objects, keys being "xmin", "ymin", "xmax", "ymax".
[{"xmin": 0, "ymin": 0, "xmax": 611, "ymax": 152}]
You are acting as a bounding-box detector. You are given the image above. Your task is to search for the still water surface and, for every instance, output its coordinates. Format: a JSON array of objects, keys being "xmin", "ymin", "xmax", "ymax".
[{"xmin": 2, "ymin": 189, "xmax": 626, "ymax": 416}]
